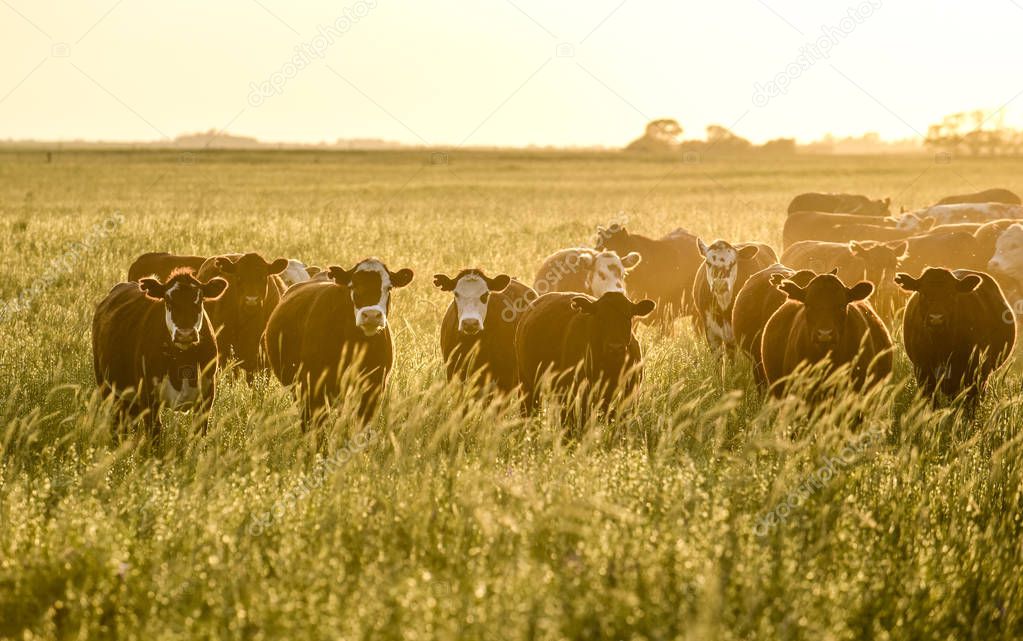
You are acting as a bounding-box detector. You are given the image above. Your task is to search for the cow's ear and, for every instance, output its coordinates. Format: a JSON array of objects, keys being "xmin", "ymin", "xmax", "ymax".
[
  {"xmin": 888, "ymin": 241, "xmax": 908, "ymax": 257},
  {"xmin": 849, "ymin": 241, "xmax": 866, "ymax": 256},
  {"xmin": 432, "ymin": 274, "xmax": 456, "ymax": 291},
  {"xmin": 632, "ymin": 299, "xmax": 656, "ymax": 317},
  {"xmin": 737, "ymin": 245, "xmax": 759, "ymax": 260},
  {"xmin": 214, "ymin": 257, "xmax": 235, "ymax": 273},
  {"xmin": 201, "ymin": 277, "xmax": 229, "ymax": 300},
  {"xmin": 884, "ymin": 197, "xmax": 891, "ymax": 207},
  {"xmin": 847, "ymin": 281, "xmax": 874, "ymax": 302},
  {"xmin": 894, "ymin": 273, "xmax": 919, "ymax": 291},
  {"xmin": 697, "ymin": 238, "xmax": 709, "ymax": 257},
  {"xmin": 768, "ymin": 273, "xmax": 787, "ymax": 286},
  {"xmin": 828, "ymin": 267, "xmax": 839, "ymax": 276},
  {"xmin": 327, "ymin": 265, "xmax": 352, "ymax": 285},
  {"xmin": 956, "ymin": 274, "xmax": 982, "ymax": 293},
  {"xmin": 778, "ymin": 280, "xmax": 806, "ymax": 302},
  {"xmin": 389, "ymin": 268, "xmax": 415, "ymax": 288},
  {"xmin": 621, "ymin": 252, "xmax": 642, "ymax": 270},
  {"xmin": 485, "ymin": 274, "xmax": 511, "ymax": 292},
  {"xmin": 139, "ymin": 278, "xmax": 166, "ymax": 300},
  {"xmin": 306, "ymin": 265, "xmax": 321, "ymax": 278},
  {"xmin": 921, "ymin": 216, "xmax": 935, "ymax": 230},
  {"xmin": 571, "ymin": 296, "xmax": 595, "ymax": 314},
  {"xmin": 576, "ymin": 253, "xmax": 594, "ymax": 269},
  {"xmin": 268, "ymin": 258, "xmax": 290, "ymax": 275}
]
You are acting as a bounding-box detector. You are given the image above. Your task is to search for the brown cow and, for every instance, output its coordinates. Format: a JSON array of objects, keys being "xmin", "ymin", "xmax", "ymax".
[
  {"xmin": 761, "ymin": 273, "xmax": 893, "ymax": 397},
  {"xmin": 788, "ymin": 192, "xmax": 891, "ymax": 216},
  {"xmin": 435, "ymin": 269, "xmax": 535, "ymax": 394},
  {"xmin": 92, "ymin": 270, "xmax": 228, "ymax": 432},
  {"xmin": 532, "ymin": 248, "xmax": 640, "ymax": 298},
  {"xmin": 781, "ymin": 240, "xmax": 906, "ymax": 321},
  {"xmin": 936, "ymin": 188, "xmax": 1021, "ymax": 206},
  {"xmin": 899, "ymin": 231, "xmax": 986, "ymax": 276},
  {"xmin": 732, "ymin": 264, "xmax": 815, "ymax": 384},
  {"xmin": 896, "ymin": 268, "xmax": 1015, "ymax": 402},
  {"xmin": 263, "ymin": 258, "xmax": 414, "ymax": 424},
  {"xmin": 515, "ymin": 291, "xmax": 654, "ymax": 425},
  {"xmin": 595, "ymin": 224, "xmax": 704, "ymax": 325},
  {"xmin": 783, "ymin": 211, "xmax": 931, "ymax": 248},
  {"xmin": 197, "ymin": 252, "xmax": 289, "ymax": 375},
  {"xmin": 692, "ymin": 239, "xmax": 778, "ymax": 350},
  {"xmin": 127, "ymin": 252, "xmax": 206, "ymax": 282}
]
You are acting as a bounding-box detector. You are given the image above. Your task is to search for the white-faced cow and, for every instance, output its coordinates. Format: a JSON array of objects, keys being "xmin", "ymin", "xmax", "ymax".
[
  {"xmin": 434, "ymin": 269, "xmax": 535, "ymax": 394},
  {"xmin": 279, "ymin": 259, "xmax": 314, "ymax": 288},
  {"xmin": 263, "ymin": 258, "xmax": 414, "ymax": 424},
  {"xmin": 896, "ymin": 268, "xmax": 1015, "ymax": 403},
  {"xmin": 92, "ymin": 270, "xmax": 229, "ymax": 433},
  {"xmin": 986, "ymin": 222, "xmax": 1023, "ymax": 303},
  {"xmin": 532, "ymin": 248, "xmax": 641, "ymax": 298},
  {"xmin": 692, "ymin": 239, "xmax": 778, "ymax": 350},
  {"xmin": 197, "ymin": 252, "xmax": 289, "ymax": 376}
]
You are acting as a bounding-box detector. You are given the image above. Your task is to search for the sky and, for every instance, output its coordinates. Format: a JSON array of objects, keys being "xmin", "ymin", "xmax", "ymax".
[{"xmin": 2, "ymin": 0, "xmax": 1022, "ymax": 147}]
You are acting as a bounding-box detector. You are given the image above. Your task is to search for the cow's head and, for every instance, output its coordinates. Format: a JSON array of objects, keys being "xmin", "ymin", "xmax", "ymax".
[
  {"xmin": 571, "ymin": 292, "xmax": 655, "ymax": 361},
  {"xmin": 852, "ymin": 197, "xmax": 891, "ymax": 216},
  {"xmin": 892, "ymin": 212, "xmax": 929, "ymax": 232},
  {"xmin": 594, "ymin": 222, "xmax": 630, "ymax": 252},
  {"xmin": 577, "ymin": 250, "xmax": 641, "ymax": 297},
  {"xmin": 140, "ymin": 270, "xmax": 228, "ymax": 348},
  {"xmin": 895, "ymin": 268, "xmax": 981, "ymax": 329},
  {"xmin": 698, "ymin": 238, "xmax": 760, "ymax": 310},
  {"xmin": 849, "ymin": 240, "xmax": 906, "ymax": 284},
  {"xmin": 328, "ymin": 258, "xmax": 414, "ymax": 336},
  {"xmin": 987, "ymin": 223, "xmax": 1023, "ymax": 279},
  {"xmin": 433, "ymin": 269, "xmax": 511, "ymax": 335},
  {"xmin": 214, "ymin": 253, "xmax": 289, "ymax": 308},
  {"xmin": 777, "ymin": 272, "xmax": 873, "ymax": 350}
]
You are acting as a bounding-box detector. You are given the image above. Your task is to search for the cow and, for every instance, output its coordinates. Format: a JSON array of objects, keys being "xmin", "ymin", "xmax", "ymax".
[
  {"xmin": 912, "ymin": 203, "xmax": 1023, "ymax": 226},
  {"xmin": 92, "ymin": 270, "xmax": 229, "ymax": 433},
  {"xmin": 515, "ymin": 291, "xmax": 654, "ymax": 426},
  {"xmin": 899, "ymin": 231, "xmax": 986, "ymax": 277},
  {"xmin": 788, "ymin": 192, "xmax": 891, "ymax": 216},
  {"xmin": 196, "ymin": 252, "xmax": 289, "ymax": 375},
  {"xmin": 761, "ymin": 273, "xmax": 893, "ymax": 398},
  {"xmin": 896, "ymin": 268, "xmax": 1015, "ymax": 403},
  {"xmin": 263, "ymin": 258, "xmax": 414, "ymax": 424},
  {"xmin": 974, "ymin": 219, "xmax": 1022, "ymax": 266},
  {"xmin": 985, "ymin": 222, "xmax": 1023, "ymax": 304},
  {"xmin": 731, "ymin": 264, "xmax": 815, "ymax": 384},
  {"xmin": 279, "ymin": 259, "xmax": 313, "ymax": 287},
  {"xmin": 532, "ymin": 248, "xmax": 640, "ymax": 298},
  {"xmin": 692, "ymin": 239, "xmax": 778, "ymax": 350},
  {"xmin": 594, "ymin": 224, "xmax": 704, "ymax": 325},
  {"xmin": 434, "ymin": 269, "xmax": 535, "ymax": 394},
  {"xmin": 783, "ymin": 211, "xmax": 931, "ymax": 248},
  {"xmin": 781, "ymin": 240, "xmax": 906, "ymax": 321},
  {"xmin": 936, "ymin": 188, "xmax": 1021, "ymax": 206},
  {"xmin": 127, "ymin": 252, "xmax": 206, "ymax": 282}
]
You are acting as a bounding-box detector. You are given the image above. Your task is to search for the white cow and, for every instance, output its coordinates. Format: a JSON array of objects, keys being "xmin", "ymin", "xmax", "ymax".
[
  {"xmin": 914, "ymin": 203, "xmax": 1023, "ymax": 226},
  {"xmin": 279, "ymin": 259, "xmax": 312, "ymax": 288}
]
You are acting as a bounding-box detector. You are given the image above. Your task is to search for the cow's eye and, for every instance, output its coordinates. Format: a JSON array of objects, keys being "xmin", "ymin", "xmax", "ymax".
[{"xmin": 480, "ymin": 293, "xmax": 489, "ymax": 303}]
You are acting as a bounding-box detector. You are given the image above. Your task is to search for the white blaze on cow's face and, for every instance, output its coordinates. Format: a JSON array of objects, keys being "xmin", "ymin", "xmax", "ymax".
[
  {"xmin": 451, "ymin": 274, "xmax": 490, "ymax": 335},
  {"xmin": 699, "ymin": 239, "xmax": 743, "ymax": 311},
  {"xmin": 894, "ymin": 213, "xmax": 924, "ymax": 231},
  {"xmin": 988, "ymin": 224, "xmax": 1023, "ymax": 277},
  {"xmin": 351, "ymin": 260, "xmax": 392, "ymax": 336},
  {"xmin": 585, "ymin": 251, "xmax": 641, "ymax": 297}
]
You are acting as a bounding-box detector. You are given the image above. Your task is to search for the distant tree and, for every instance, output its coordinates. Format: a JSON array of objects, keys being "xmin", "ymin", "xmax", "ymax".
[
  {"xmin": 625, "ymin": 119, "xmax": 683, "ymax": 152},
  {"xmin": 706, "ymin": 125, "xmax": 751, "ymax": 151},
  {"xmin": 760, "ymin": 138, "xmax": 796, "ymax": 155}
]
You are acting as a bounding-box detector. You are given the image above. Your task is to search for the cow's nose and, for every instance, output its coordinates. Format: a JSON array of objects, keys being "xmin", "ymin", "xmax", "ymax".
[
  {"xmin": 605, "ymin": 341, "xmax": 627, "ymax": 355},
  {"xmin": 927, "ymin": 313, "xmax": 945, "ymax": 326},
  {"xmin": 814, "ymin": 329, "xmax": 834, "ymax": 343},
  {"xmin": 244, "ymin": 295, "xmax": 260, "ymax": 307},
  {"xmin": 712, "ymin": 280, "xmax": 728, "ymax": 293},
  {"xmin": 460, "ymin": 318, "xmax": 482, "ymax": 335},
  {"xmin": 174, "ymin": 328, "xmax": 198, "ymax": 345}
]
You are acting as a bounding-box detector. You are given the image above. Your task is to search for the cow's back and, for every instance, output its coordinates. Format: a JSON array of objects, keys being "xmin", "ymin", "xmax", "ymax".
[
  {"xmin": 533, "ymin": 249, "xmax": 591, "ymax": 295},
  {"xmin": 92, "ymin": 282, "xmax": 161, "ymax": 388},
  {"xmin": 515, "ymin": 292, "xmax": 579, "ymax": 386},
  {"xmin": 127, "ymin": 252, "xmax": 206, "ymax": 282},
  {"xmin": 732, "ymin": 264, "xmax": 799, "ymax": 372}
]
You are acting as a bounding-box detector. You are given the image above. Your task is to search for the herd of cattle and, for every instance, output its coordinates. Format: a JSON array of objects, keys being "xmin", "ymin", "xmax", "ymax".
[{"xmin": 90, "ymin": 187, "xmax": 1023, "ymax": 432}]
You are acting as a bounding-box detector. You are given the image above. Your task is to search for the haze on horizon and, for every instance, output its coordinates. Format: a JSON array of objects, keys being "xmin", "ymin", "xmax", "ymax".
[{"xmin": 1, "ymin": 0, "xmax": 1021, "ymax": 148}]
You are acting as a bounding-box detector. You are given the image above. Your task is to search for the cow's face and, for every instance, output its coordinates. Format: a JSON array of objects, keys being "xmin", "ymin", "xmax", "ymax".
[
  {"xmin": 140, "ymin": 272, "xmax": 228, "ymax": 348},
  {"xmin": 893, "ymin": 212, "xmax": 927, "ymax": 232},
  {"xmin": 895, "ymin": 268, "xmax": 981, "ymax": 329},
  {"xmin": 329, "ymin": 259, "xmax": 414, "ymax": 336},
  {"xmin": 579, "ymin": 250, "xmax": 641, "ymax": 297},
  {"xmin": 988, "ymin": 223, "xmax": 1023, "ymax": 278},
  {"xmin": 594, "ymin": 223, "xmax": 629, "ymax": 253},
  {"xmin": 571, "ymin": 292, "xmax": 655, "ymax": 362},
  {"xmin": 850, "ymin": 241, "xmax": 905, "ymax": 285},
  {"xmin": 433, "ymin": 270, "xmax": 511, "ymax": 335},
  {"xmin": 779, "ymin": 273, "xmax": 873, "ymax": 349},
  {"xmin": 698, "ymin": 239, "xmax": 759, "ymax": 310},
  {"xmin": 215, "ymin": 253, "xmax": 288, "ymax": 308}
]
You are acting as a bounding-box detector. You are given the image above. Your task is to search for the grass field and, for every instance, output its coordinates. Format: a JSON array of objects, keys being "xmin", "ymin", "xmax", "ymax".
[{"xmin": 2, "ymin": 148, "xmax": 1023, "ymax": 640}]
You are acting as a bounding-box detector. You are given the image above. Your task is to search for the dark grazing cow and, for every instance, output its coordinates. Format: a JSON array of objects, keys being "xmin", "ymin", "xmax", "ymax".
[
  {"xmin": 732, "ymin": 264, "xmax": 815, "ymax": 384},
  {"xmin": 788, "ymin": 192, "xmax": 891, "ymax": 216},
  {"xmin": 127, "ymin": 252, "xmax": 206, "ymax": 282},
  {"xmin": 435, "ymin": 269, "xmax": 535, "ymax": 394},
  {"xmin": 692, "ymin": 239, "xmax": 778, "ymax": 350},
  {"xmin": 595, "ymin": 224, "xmax": 704, "ymax": 325},
  {"xmin": 263, "ymin": 258, "xmax": 414, "ymax": 423},
  {"xmin": 92, "ymin": 270, "xmax": 228, "ymax": 431},
  {"xmin": 762, "ymin": 273, "xmax": 893, "ymax": 397},
  {"xmin": 515, "ymin": 291, "xmax": 654, "ymax": 424},
  {"xmin": 782, "ymin": 211, "xmax": 931, "ymax": 248},
  {"xmin": 781, "ymin": 240, "xmax": 906, "ymax": 321},
  {"xmin": 936, "ymin": 188, "xmax": 1021, "ymax": 206},
  {"xmin": 532, "ymin": 248, "xmax": 640, "ymax": 298},
  {"xmin": 196, "ymin": 252, "xmax": 289, "ymax": 375},
  {"xmin": 896, "ymin": 268, "xmax": 1015, "ymax": 402}
]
